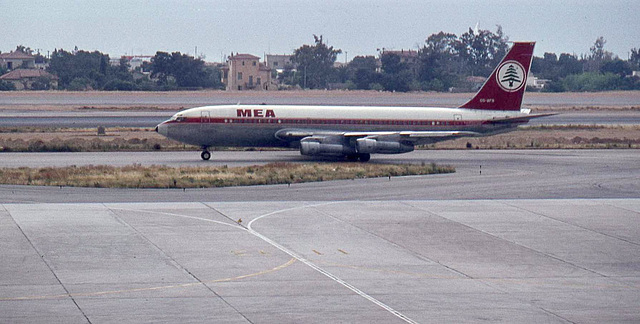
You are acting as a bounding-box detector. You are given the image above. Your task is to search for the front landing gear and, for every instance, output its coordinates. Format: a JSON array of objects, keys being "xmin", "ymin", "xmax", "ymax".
[{"xmin": 201, "ymin": 150, "xmax": 211, "ymax": 160}]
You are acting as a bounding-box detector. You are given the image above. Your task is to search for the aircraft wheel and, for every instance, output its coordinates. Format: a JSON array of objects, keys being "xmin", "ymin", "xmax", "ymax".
[
  {"xmin": 358, "ymin": 153, "xmax": 371, "ymax": 162},
  {"xmin": 201, "ymin": 151, "xmax": 211, "ymax": 160}
]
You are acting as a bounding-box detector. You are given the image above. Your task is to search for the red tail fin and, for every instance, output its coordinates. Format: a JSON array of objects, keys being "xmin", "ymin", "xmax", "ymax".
[{"xmin": 459, "ymin": 42, "xmax": 535, "ymax": 111}]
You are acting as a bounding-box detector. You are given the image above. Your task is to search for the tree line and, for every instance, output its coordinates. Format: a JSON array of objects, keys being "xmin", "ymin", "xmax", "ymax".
[
  {"xmin": 531, "ymin": 37, "xmax": 640, "ymax": 91},
  {"xmin": 41, "ymin": 48, "xmax": 224, "ymax": 91},
  {"xmin": 285, "ymin": 29, "xmax": 640, "ymax": 92},
  {"xmin": 3, "ymin": 28, "xmax": 639, "ymax": 91},
  {"xmin": 283, "ymin": 29, "xmax": 510, "ymax": 91}
]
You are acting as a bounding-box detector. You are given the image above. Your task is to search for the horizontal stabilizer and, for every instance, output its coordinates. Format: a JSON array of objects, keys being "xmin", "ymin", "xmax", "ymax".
[{"xmin": 487, "ymin": 113, "xmax": 556, "ymax": 124}]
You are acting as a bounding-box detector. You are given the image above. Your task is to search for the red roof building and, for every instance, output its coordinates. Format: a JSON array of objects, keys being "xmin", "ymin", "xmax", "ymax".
[
  {"xmin": 221, "ymin": 53, "xmax": 274, "ymax": 90},
  {"xmin": 0, "ymin": 69, "xmax": 58, "ymax": 90},
  {"xmin": 0, "ymin": 50, "xmax": 36, "ymax": 70}
]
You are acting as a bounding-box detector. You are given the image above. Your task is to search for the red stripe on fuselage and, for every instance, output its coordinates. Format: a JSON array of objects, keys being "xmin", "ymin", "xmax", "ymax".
[{"xmin": 163, "ymin": 117, "xmax": 506, "ymax": 127}]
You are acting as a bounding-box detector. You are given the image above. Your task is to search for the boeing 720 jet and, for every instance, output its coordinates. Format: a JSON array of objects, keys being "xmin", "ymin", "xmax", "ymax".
[{"xmin": 156, "ymin": 42, "xmax": 551, "ymax": 161}]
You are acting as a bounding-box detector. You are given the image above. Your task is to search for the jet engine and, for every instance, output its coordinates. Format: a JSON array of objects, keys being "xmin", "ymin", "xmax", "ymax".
[
  {"xmin": 299, "ymin": 136, "xmax": 355, "ymax": 156},
  {"xmin": 355, "ymin": 138, "xmax": 414, "ymax": 154}
]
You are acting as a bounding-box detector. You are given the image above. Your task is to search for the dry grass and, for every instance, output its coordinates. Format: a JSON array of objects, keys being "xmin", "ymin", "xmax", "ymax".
[{"xmin": 0, "ymin": 162, "xmax": 454, "ymax": 188}]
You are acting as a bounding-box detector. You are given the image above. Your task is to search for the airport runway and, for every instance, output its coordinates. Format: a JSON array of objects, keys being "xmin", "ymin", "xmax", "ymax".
[{"xmin": 1, "ymin": 150, "xmax": 639, "ymax": 323}]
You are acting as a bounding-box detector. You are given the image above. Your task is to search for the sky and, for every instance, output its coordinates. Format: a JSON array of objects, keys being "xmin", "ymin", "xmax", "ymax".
[{"xmin": 1, "ymin": 0, "xmax": 639, "ymax": 63}]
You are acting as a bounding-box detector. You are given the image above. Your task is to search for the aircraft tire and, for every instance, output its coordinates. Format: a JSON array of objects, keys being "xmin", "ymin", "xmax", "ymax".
[
  {"xmin": 358, "ymin": 153, "xmax": 371, "ymax": 162},
  {"xmin": 201, "ymin": 151, "xmax": 211, "ymax": 160}
]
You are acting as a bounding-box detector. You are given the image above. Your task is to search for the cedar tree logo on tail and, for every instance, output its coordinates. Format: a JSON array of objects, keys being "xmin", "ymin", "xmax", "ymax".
[{"xmin": 496, "ymin": 60, "xmax": 526, "ymax": 92}]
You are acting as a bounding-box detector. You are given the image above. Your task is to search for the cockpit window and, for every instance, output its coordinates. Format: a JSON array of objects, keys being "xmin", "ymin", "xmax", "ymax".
[{"xmin": 171, "ymin": 114, "xmax": 187, "ymax": 122}]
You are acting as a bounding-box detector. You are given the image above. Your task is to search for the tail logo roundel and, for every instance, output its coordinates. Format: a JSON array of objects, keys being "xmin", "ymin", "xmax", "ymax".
[{"xmin": 496, "ymin": 60, "xmax": 526, "ymax": 92}]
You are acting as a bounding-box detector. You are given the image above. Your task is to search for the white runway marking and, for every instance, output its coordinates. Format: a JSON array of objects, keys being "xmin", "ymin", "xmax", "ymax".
[
  {"xmin": 110, "ymin": 206, "xmax": 245, "ymax": 229},
  {"xmin": 246, "ymin": 202, "xmax": 419, "ymax": 324}
]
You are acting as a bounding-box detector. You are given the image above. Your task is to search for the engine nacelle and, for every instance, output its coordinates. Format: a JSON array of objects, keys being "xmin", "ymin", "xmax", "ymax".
[
  {"xmin": 300, "ymin": 137, "xmax": 355, "ymax": 156},
  {"xmin": 356, "ymin": 138, "xmax": 414, "ymax": 154}
]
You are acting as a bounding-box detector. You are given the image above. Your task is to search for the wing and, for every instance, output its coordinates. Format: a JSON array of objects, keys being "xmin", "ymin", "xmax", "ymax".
[
  {"xmin": 345, "ymin": 130, "xmax": 481, "ymax": 145},
  {"xmin": 275, "ymin": 128, "xmax": 481, "ymax": 145}
]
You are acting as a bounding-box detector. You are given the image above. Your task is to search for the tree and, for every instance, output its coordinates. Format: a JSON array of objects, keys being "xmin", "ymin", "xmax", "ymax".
[
  {"xmin": 346, "ymin": 56, "xmax": 379, "ymax": 89},
  {"xmin": 48, "ymin": 48, "xmax": 134, "ymax": 90},
  {"xmin": 380, "ymin": 52, "xmax": 406, "ymax": 75},
  {"xmin": 15, "ymin": 45, "xmax": 33, "ymax": 54},
  {"xmin": 348, "ymin": 56, "xmax": 378, "ymax": 72},
  {"xmin": 424, "ymin": 32, "xmax": 458, "ymax": 56},
  {"xmin": 418, "ymin": 32, "xmax": 461, "ymax": 90},
  {"xmin": 48, "ymin": 49, "xmax": 108, "ymax": 89},
  {"xmin": 379, "ymin": 53, "xmax": 412, "ymax": 92},
  {"xmin": 629, "ymin": 48, "xmax": 640, "ymax": 70},
  {"xmin": 585, "ymin": 36, "xmax": 614, "ymax": 72},
  {"xmin": 147, "ymin": 51, "xmax": 222, "ymax": 89},
  {"xmin": 456, "ymin": 25, "xmax": 509, "ymax": 76},
  {"xmin": 347, "ymin": 56, "xmax": 380, "ymax": 90},
  {"xmin": 292, "ymin": 35, "xmax": 342, "ymax": 89},
  {"xmin": 589, "ymin": 36, "xmax": 613, "ymax": 61},
  {"xmin": 600, "ymin": 59, "xmax": 631, "ymax": 76},
  {"xmin": 148, "ymin": 51, "xmax": 173, "ymax": 86},
  {"xmin": 557, "ymin": 53, "xmax": 583, "ymax": 76}
]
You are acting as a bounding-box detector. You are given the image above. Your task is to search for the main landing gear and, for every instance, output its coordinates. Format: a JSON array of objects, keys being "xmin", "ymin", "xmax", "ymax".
[
  {"xmin": 346, "ymin": 153, "xmax": 370, "ymax": 162},
  {"xmin": 201, "ymin": 149, "xmax": 211, "ymax": 160}
]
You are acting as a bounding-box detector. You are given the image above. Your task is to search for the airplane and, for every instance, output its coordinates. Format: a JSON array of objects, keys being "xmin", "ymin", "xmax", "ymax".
[{"xmin": 156, "ymin": 42, "xmax": 552, "ymax": 162}]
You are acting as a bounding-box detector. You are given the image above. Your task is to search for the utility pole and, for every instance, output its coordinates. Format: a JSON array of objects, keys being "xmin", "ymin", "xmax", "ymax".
[{"xmin": 304, "ymin": 65, "xmax": 307, "ymax": 89}]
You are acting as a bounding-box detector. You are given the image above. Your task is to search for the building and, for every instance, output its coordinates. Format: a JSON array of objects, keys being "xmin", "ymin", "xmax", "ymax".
[
  {"xmin": 0, "ymin": 69, "xmax": 58, "ymax": 90},
  {"xmin": 265, "ymin": 54, "xmax": 297, "ymax": 72},
  {"xmin": 526, "ymin": 73, "xmax": 550, "ymax": 90},
  {"xmin": 109, "ymin": 55, "xmax": 153, "ymax": 71},
  {"xmin": 221, "ymin": 53, "xmax": 274, "ymax": 90},
  {"xmin": 0, "ymin": 50, "xmax": 36, "ymax": 70}
]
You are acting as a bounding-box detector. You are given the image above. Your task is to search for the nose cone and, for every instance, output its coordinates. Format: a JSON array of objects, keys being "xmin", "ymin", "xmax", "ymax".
[{"xmin": 156, "ymin": 122, "xmax": 169, "ymax": 137}]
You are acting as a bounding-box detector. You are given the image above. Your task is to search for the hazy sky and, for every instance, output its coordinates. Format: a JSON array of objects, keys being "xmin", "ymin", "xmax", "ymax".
[{"xmin": 2, "ymin": 0, "xmax": 638, "ymax": 62}]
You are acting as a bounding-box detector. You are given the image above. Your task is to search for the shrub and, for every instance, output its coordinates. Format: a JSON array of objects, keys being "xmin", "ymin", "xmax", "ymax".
[
  {"xmin": 0, "ymin": 80, "xmax": 16, "ymax": 91},
  {"xmin": 103, "ymin": 80, "xmax": 137, "ymax": 91}
]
